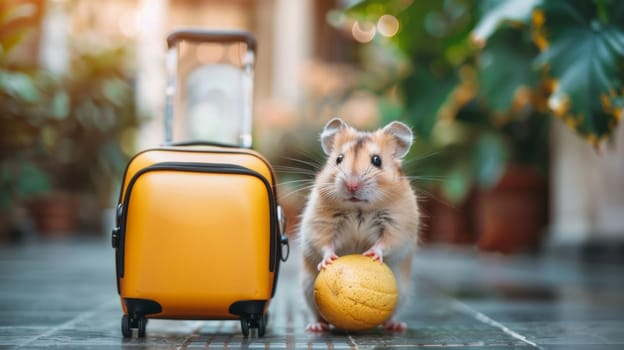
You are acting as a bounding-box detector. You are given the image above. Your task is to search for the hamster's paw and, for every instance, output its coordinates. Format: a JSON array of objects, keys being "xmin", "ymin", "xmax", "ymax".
[
  {"xmin": 317, "ymin": 254, "xmax": 339, "ymax": 271},
  {"xmin": 306, "ymin": 321, "xmax": 331, "ymax": 332},
  {"xmin": 382, "ymin": 320, "xmax": 407, "ymax": 332},
  {"xmin": 363, "ymin": 245, "xmax": 384, "ymax": 263}
]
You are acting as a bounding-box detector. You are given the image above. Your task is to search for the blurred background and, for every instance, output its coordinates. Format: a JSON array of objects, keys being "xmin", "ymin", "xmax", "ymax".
[{"xmin": 1, "ymin": 0, "xmax": 623, "ymax": 255}]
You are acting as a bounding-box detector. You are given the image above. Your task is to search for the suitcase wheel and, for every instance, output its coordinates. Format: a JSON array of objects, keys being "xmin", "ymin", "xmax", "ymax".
[
  {"xmin": 258, "ymin": 314, "xmax": 266, "ymax": 337},
  {"xmin": 240, "ymin": 313, "xmax": 267, "ymax": 338},
  {"xmin": 137, "ymin": 317, "xmax": 147, "ymax": 338},
  {"xmin": 121, "ymin": 315, "xmax": 131, "ymax": 338},
  {"xmin": 121, "ymin": 314, "xmax": 147, "ymax": 338},
  {"xmin": 240, "ymin": 318, "xmax": 249, "ymax": 337}
]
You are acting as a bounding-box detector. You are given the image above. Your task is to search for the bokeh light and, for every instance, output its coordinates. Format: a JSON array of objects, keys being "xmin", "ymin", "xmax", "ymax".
[
  {"xmin": 377, "ymin": 14, "xmax": 399, "ymax": 37},
  {"xmin": 352, "ymin": 21, "xmax": 376, "ymax": 43},
  {"xmin": 117, "ymin": 10, "xmax": 137, "ymax": 37}
]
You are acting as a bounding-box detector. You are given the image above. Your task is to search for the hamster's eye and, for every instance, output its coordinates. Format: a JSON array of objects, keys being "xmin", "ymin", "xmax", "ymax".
[
  {"xmin": 336, "ymin": 154, "xmax": 344, "ymax": 165},
  {"xmin": 371, "ymin": 155, "xmax": 382, "ymax": 168}
]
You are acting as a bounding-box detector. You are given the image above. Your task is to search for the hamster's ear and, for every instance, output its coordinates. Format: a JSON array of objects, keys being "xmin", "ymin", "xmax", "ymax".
[
  {"xmin": 320, "ymin": 117, "xmax": 347, "ymax": 155},
  {"xmin": 383, "ymin": 121, "xmax": 413, "ymax": 159}
]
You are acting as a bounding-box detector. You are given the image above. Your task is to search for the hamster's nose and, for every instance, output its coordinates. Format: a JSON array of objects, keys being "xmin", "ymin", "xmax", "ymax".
[{"xmin": 344, "ymin": 179, "xmax": 363, "ymax": 193}]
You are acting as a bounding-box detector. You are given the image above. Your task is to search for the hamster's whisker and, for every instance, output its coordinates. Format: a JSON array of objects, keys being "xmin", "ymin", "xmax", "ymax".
[
  {"xmin": 282, "ymin": 157, "xmax": 322, "ymax": 170},
  {"xmin": 414, "ymin": 188, "xmax": 455, "ymax": 209},
  {"xmin": 358, "ymin": 162, "xmax": 376, "ymax": 179},
  {"xmin": 290, "ymin": 148, "xmax": 324, "ymax": 163},
  {"xmin": 274, "ymin": 166, "xmax": 317, "ymax": 176},
  {"xmin": 405, "ymin": 175, "xmax": 448, "ymax": 183},
  {"xmin": 361, "ymin": 164, "xmax": 374, "ymax": 178},
  {"xmin": 279, "ymin": 184, "xmax": 318, "ymax": 200},
  {"xmin": 275, "ymin": 164, "xmax": 316, "ymax": 172},
  {"xmin": 377, "ymin": 187, "xmax": 393, "ymax": 202},
  {"xmin": 403, "ymin": 151, "xmax": 443, "ymax": 165},
  {"xmin": 334, "ymin": 165, "xmax": 347, "ymax": 177},
  {"xmin": 317, "ymin": 183, "xmax": 340, "ymax": 201},
  {"xmin": 362, "ymin": 175, "xmax": 376, "ymax": 189},
  {"xmin": 321, "ymin": 181, "xmax": 339, "ymax": 192},
  {"xmin": 277, "ymin": 179, "xmax": 315, "ymax": 187},
  {"xmin": 363, "ymin": 168, "xmax": 381, "ymax": 186}
]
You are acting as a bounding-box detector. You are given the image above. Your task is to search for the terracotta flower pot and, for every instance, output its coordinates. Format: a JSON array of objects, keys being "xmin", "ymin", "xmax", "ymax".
[
  {"xmin": 476, "ymin": 165, "xmax": 547, "ymax": 253},
  {"xmin": 29, "ymin": 191, "xmax": 79, "ymax": 237},
  {"xmin": 421, "ymin": 195, "xmax": 476, "ymax": 246},
  {"xmin": 0, "ymin": 212, "xmax": 10, "ymax": 244}
]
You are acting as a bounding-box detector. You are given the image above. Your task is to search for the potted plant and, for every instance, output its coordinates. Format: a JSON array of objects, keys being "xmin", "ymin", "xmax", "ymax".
[
  {"xmin": 30, "ymin": 46, "xmax": 140, "ymax": 235},
  {"xmin": 1, "ymin": 0, "xmax": 140, "ymax": 237},
  {"xmin": 340, "ymin": 0, "xmax": 624, "ymax": 252},
  {"xmin": 0, "ymin": 0, "xmax": 68, "ymax": 238},
  {"xmin": 0, "ymin": 63, "xmax": 89, "ymax": 237}
]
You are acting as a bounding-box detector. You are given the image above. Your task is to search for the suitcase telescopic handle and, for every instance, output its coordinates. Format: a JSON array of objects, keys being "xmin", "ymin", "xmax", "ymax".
[
  {"xmin": 164, "ymin": 140, "xmax": 238, "ymax": 148},
  {"xmin": 166, "ymin": 29, "xmax": 257, "ymax": 53},
  {"xmin": 164, "ymin": 28, "xmax": 256, "ymax": 146}
]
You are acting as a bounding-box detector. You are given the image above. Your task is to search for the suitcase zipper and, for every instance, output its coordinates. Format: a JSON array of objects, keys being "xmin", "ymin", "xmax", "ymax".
[
  {"xmin": 115, "ymin": 162, "xmax": 279, "ymax": 280},
  {"xmin": 117, "ymin": 148, "xmax": 277, "ymax": 206}
]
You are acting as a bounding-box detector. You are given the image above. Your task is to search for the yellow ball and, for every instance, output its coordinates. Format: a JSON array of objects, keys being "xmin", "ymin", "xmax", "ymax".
[{"xmin": 313, "ymin": 254, "xmax": 398, "ymax": 331}]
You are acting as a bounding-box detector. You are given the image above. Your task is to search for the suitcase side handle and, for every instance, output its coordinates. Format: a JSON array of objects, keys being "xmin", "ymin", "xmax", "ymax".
[{"xmin": 166, "ymin": 28, "xmax": 257, "ymax": 53}]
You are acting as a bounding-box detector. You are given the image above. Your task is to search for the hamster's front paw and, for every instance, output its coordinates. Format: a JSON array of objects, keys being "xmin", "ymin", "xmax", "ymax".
[
  {"xmin": 382, "ymin": 320, "xmax": 407, "ymax": 332},
  {"xmin": 306, "ymin": 320, "xmax": 331, "ymax": 332},
  {"xmin": 363, "ymin": 245, "xmax": 384, "ymax": 263},
  {"xmin": 317, "ymin": 253, "xmax": 339, "ymax": 271}
]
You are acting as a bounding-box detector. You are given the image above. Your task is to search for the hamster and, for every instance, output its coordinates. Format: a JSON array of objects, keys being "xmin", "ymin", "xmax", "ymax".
[{"xmin": 299, "ymin": 117, "xmax": 420, "ymax": 332}]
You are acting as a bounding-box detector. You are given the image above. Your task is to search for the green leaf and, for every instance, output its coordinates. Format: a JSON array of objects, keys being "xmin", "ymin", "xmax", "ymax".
[
  {"xmin": 378, "ymin": 96, "xmax": 404, "ymax": 125},
  {"xmin": 441, "ymin": 160, "xmax": 473, "ymax": 204},
  {"xmin": 472, "ymin": 0, "xmax": 542, "ymax": 44},
  {"xmin": 0, "ymin": 71, "xmax": 39, "ymax": 102},
  {"xmin": 535, "ymin": 0, "xmax": 624, "ymax": 140},
  {"xmin": 395, "ymin": 1, "xmax": 445, "ymax": 55},
  {"xmin": 102, "ymin": 78, "xmax": 130, "ymax": 107},
  {"xmin": 401, "ymin": 61, "xmax": 459, "ymax": 139},
  {"xmin": 477, "ymin": 26, "xmax": 540, "ymax": 113},
  {"xmin": 473, "ymin": 131, "xmax": 508, "ymax": 187},
  {"xmin": 51, "ymin": 90, "xmax": 69, "ymax": 119},
  {"xmin": 15, "ymin": 162, "xmax": 51, "ymax": 199}
]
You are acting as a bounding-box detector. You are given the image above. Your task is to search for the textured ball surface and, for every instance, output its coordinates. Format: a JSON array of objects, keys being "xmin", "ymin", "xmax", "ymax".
[{"xmin": 313, "ymin": 254, "xmax": 398, "ymax": 331}]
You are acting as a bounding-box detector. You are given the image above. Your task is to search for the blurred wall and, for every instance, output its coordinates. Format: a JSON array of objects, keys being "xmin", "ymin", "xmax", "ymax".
[
  {"xmin": 136, "ymin": 0, "xmax": 168, "ymax": 148},
  {"xmin": 271, "ymin": 0, "xmax": 312, "ymax": 105},
  {"xmin": 550, "ymin": 121, "xmax": 624, "ymax": 244}
]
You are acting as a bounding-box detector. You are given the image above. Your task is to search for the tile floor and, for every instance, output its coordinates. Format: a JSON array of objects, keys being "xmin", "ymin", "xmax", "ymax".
[{"xmin": 0, "ymin": 238, "xmax": 623, "ymax": 349}]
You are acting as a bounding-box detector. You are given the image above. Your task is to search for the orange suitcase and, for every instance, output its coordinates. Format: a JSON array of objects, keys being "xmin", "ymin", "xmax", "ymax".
[{"xmin": 111, "ymin": 29, "xmax": 288, "ymax": 339}]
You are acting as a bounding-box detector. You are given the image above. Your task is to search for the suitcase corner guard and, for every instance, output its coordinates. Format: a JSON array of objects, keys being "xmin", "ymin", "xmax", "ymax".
[
  {"xmin": 124, "ymin": 298, "xmax": 163, "ymax": 318},
  {"xmin": 229, "ymin": 300, "xmax": 266, "ymax": 318}
]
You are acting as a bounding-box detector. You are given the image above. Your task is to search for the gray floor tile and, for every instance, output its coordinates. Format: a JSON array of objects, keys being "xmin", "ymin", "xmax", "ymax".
[{"xmin": 0, "ymin": 239, "xmax": 623, "ymax": 349}]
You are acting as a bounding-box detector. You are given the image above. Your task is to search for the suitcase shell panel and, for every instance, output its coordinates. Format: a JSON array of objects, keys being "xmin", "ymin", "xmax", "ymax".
[{"xmin": 116, "ymin": 146, "xmax": 278, "ymax": 320}]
